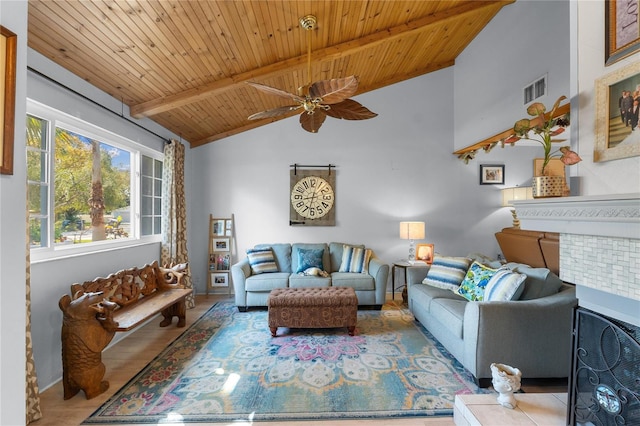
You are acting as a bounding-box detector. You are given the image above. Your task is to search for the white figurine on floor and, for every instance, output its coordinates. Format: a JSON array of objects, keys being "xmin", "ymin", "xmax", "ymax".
[{"xmin": 490, "ymin": 362, "xmax": 522, "ymax": 409}]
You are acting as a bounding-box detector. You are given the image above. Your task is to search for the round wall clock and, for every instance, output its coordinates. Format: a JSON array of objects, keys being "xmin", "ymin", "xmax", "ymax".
[
  {"xmin": 289, "ymin": 169, "xmax": 336, "ymax": 226},
  {"xmin": 291, "ymin": 175, "xmax": 334, "ymax": 219}
]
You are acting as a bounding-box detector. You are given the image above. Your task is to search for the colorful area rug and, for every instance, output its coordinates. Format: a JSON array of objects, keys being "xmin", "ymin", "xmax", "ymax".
[{"xmin": 84, "ymin": 301, "xmax": 487, "ymax": 424}]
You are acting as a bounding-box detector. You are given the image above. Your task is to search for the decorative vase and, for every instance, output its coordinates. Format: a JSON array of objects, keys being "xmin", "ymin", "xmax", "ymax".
[
  {"xmin": 490, "ymin": 363, "xmax": 522, "ymax": 409},
  {"xmin": 532, "ymin": 175, "xmax": 565, "ymax": 198}
]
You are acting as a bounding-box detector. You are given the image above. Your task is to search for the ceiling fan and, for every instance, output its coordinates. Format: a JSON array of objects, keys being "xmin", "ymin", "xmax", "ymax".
[{"xmin": 247, "ymin": 15, "xmax": 378, "ymax": 133}]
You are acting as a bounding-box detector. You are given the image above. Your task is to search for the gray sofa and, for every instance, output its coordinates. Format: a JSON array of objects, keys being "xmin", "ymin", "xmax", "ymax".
[
  {"xmin": 407, "ymin": 262, "xmax": 577, "ymax": 387},
  {"xmin": 232, "ymin": 242, "xmax": 389, "ymax": 311}
]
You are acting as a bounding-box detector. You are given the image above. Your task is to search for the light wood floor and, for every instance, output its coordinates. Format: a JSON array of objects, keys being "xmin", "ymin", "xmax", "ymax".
[{"xmin": 35, "ymin": 294, "xmax": 565, "ymax": 426}]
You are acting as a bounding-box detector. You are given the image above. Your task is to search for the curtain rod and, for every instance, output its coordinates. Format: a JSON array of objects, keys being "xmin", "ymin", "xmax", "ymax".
[{"xmin": 27, "ymin": 66, "xmax": 172, "ymax": 144}]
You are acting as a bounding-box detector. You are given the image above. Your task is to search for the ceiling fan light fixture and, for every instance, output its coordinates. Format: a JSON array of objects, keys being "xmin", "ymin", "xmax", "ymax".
[
  {"xmin": 300, "ymin": 15, "xmax": 317, "ymax": 31},
  {"xmin": 246, "ymin": 15, "xmax": 377, "ymax": 133}
]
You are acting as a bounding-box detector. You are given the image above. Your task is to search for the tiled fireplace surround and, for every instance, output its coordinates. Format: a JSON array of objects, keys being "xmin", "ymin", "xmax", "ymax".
[{"xmin": 515, "ymin": 193, "xmax": 640, "ymax": 327}]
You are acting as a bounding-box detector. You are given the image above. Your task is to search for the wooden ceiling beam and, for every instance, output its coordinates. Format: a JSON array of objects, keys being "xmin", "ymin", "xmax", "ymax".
[{"xmin": 131, "ymin": 0, "xmax": 512, "ymax": 119}]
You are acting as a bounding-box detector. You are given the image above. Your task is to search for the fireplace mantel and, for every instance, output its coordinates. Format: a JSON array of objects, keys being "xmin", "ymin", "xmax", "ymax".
[
  {"xmin": 514, "ymin": 193, "xmax": 640, "ymax": 239},
  {"xmin": 514, "ymin": 193, "xmax": 640, "ymax": 326}
]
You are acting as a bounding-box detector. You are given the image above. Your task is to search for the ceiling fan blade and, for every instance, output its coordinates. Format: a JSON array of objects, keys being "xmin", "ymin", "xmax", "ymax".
[
  {"xmin": 300, "ymin": 110, "xmax": 327, "ymax": 133},
  {"xmin": 248, "ymin": 105, "xmax": 302, "ymax": 120},
  {"xmin": 309, "ymin": 76, "xmax": 359, "ymax": 104},
  {"xmin": 324, "ymin": 99, "xmax": 378, "ymax": 120},
  {"xmin": 246, "ymin": 81, "xmax": 305, "ymax": 103}
]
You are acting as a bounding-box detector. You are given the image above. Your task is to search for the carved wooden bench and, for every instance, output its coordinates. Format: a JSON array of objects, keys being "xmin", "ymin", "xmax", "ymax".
[{"xmin": 58, "ymin": 261, "xmax": 191, "ymax": 400}]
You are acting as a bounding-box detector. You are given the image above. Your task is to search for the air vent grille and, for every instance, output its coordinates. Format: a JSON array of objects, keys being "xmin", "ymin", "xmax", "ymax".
[{"xmin": 524, "ymin": 75, "xmax": 547, "ymax": 104}]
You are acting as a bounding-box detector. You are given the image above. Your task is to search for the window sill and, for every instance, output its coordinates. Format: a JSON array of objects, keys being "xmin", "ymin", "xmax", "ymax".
[{"xmin": 30, "ymin": 236, "xmax": 162, "ymax": 264}]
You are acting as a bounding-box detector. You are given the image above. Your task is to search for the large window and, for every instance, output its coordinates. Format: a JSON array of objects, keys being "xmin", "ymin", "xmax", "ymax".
[{"xmin": 27, "ymin": 100, "xmax": 163, "ymax": 260}]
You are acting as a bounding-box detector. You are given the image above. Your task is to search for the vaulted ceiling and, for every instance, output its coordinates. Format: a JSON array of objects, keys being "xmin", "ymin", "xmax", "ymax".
[{"xmin": 28, "ymin": 1, "xmax": 513, "ymax": 146}]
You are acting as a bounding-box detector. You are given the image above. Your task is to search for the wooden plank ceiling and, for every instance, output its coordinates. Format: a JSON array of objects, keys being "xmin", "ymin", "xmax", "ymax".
[{"xmin": 28, "ymin": 0, "xmax": 513, "ymax": 147}]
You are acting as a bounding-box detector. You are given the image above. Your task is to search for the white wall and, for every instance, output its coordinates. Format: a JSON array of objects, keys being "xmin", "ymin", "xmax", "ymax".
[
  {"xmin": 574, "ymin": 1, "xmax": 640, "ymax": 195},
  {"xmin": 0, "ymin": 2, "xmax": 27, "ymax": 424},
  {"xmin": 453, "ymin": 0, "xmax": 571, "ymax": 173},
  {"xmin": 189, "ymin": 68, "xmax": 537, "ymax": 294}
]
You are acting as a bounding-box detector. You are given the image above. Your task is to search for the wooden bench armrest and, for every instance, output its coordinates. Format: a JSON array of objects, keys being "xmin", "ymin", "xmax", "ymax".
[{"xmin": 158, "ymin": 263, "xmax": 189, "ymax": 290}]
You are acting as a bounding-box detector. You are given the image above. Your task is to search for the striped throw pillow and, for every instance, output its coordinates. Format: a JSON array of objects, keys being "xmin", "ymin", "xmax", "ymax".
[
  {"xmin": 422, "ymin": 255, "xmax": 472, "ymax": 291},
  {"xmin": 484, "ymin": 268, "xmax": 527, "ymax": 301},
  {"xmin": 339, "ymin": 245, "xmax": 372, "ymax": 273},
  {"xmin": 246, "ymin": 247, "xmax": 278, "ymax": 274}
]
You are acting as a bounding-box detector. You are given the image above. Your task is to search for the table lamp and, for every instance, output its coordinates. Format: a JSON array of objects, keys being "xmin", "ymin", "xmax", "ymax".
[
  {"xmin": 399, "ymin": 221, "xmax": 425, "ymax": 262},
  {"xmin": 501, "ymin": 187, "xmax": 533, "ymax": 228}
]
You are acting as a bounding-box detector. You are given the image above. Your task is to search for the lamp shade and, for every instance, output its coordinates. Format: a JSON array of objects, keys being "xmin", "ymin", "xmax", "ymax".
[
  {"xmin": 501, "ymin": 187, "xmax": 533, "ymax": 207},
  {"xmin": 399, "ymin": 221, "xmax": 425, "ymax": 240}
]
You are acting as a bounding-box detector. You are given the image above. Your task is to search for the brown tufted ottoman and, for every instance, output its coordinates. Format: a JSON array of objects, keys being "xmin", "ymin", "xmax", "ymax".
[{"xmin": 267, "ymin": 287, "xmax": 358, "ymax": 337}]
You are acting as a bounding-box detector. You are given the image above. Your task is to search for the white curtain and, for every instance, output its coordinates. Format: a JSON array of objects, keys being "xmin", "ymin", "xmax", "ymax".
[{"xmin": 161, "ymin": 140, "xmax": 194, "ymax": 308}]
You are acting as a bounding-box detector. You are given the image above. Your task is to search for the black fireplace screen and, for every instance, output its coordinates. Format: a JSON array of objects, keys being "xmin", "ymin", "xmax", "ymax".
[{"xmin": 568, "ymin": 307, "xmax": 640, "ymax": 425}]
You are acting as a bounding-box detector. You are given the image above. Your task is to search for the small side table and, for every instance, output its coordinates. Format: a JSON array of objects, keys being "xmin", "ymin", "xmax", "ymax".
[{"xmin": 392, "ymin": 260, "xmax": 426, "ymax": 302}]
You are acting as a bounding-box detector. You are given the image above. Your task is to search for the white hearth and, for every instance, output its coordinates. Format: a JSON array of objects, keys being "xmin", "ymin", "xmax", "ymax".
[{"xmin": 514, "ymin": 193, "xmax": 640, "ymax": 326}]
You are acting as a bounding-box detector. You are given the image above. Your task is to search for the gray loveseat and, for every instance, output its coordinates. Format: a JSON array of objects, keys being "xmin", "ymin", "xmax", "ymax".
[
  {"xmin": 232, "ymin": 242, "xmax": 389, "ymax": 311},
  {"xmin": 407, "ymin": 261, "xmax": 577, "ymax": 387}
]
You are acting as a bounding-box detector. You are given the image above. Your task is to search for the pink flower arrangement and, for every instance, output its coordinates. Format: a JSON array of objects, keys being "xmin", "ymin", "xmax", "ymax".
[{"xmin": 507, "ymin": 95, "xmax": 581, "ymax": 176}]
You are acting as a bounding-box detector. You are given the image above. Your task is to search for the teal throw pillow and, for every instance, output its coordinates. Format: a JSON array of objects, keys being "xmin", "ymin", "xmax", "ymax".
[
  {"xmin": 456, "ymin": 261, "xmax": 498, "ymax": 301},
  {"xmin": 484, "ymin": 268, "xmax": 527, "ymax": 301},
  {"xmin": 295, "ymin": 248, "xmax": 324, "ymax": 273},
  {"xmin": 339, "ymin": 245, "xmax": 372, "ymax": 273},
  {"xmin": 422, "ymin": 255, "xmax": 472, "ymax": 291},
  {"xmin": 246, "ymin": 248, "xmax": 278, "ymax": 274}
]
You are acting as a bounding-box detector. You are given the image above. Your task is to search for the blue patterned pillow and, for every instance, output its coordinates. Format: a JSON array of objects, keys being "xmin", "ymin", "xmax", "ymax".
[
  {"xmin": 456, "ymin": 261, "xmax": 498, "ymax": 301},
  {"xmin": 246, "ymin": 248, "xmax": 278, "ymax": 274},
  {"xmin": 484, "ymin": 268, "xmax": 527, "ymax": 301},
  {"xmin": 339, "ymin": 245, "xmax": 372, "ymax": 273},
  {"xmin": 295, "ymin": 248, "xmax": 324, "ymax": 273},
  {"xmin": 422, "ymin": 255, "xmax": 472, "ymax": 291}
]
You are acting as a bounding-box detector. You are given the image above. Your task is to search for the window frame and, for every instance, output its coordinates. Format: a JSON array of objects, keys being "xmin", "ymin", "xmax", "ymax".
[{"xmin": 27, "ymin": 99, "xmax": 163, "ymax": 263}]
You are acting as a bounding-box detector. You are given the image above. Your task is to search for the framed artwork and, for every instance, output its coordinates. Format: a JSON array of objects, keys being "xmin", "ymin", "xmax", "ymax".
[
  {"xmin": 415, "ymin": 244, "xmax": 434, "ymax": 264},
  {"xmin": 605, "ymin": 0, "xmax": 640, "ymax": 66},
  {"xmin": 210, "ymin": 272, "xmax": 229, "ymax": 287},
  {"xmin": 225, "ymin": 219, "xmax": 233, "ymax": 236},
  {"xmin": 1, "ymin": 26, "xmax": 17, "ymax": 175},
  {"xmin": 594, "ymin": 61, "xmax": 640, "ymax": 162},
  {"xmin": 212, "ymin": 219, "xmax": 225, "ymax": 236},
  {"xmin": 533, "ymin": 158, "xmax": 566, "ymax": 178},
  {"xmin": 212, "ymin": 237, "xmax": 230, "ymax": 252},
  {"xmin": 479, "ymin": 165, "xmax": 505, "ymax": 185}
]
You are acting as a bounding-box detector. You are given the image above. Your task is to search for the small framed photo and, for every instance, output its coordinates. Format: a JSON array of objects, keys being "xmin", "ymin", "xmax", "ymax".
[
  {"xmin": 210, "ymin": 272, "xmax": 229, "ymax": 287},
  {"xmin": 479, "ymin": 164, "xmax": 505, "ymax": 185},
  {"xmin": 212, "ymin": 237, "xmax": 230, "ymax": 252},
  {"xmin": 212, "ymin": 219, "xmax": 225, "ymax": 236},
  {"xmin": 415, "ymin": 244, "xmax": 434, "ymax": 264}
]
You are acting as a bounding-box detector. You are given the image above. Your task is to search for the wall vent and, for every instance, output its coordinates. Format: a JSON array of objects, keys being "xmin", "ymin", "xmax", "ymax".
[{"xmin": 524, "ymin": 75, "xmax": 547, "ymax": 104}]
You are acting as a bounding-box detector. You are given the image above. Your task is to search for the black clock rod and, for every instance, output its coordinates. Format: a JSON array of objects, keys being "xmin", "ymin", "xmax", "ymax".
[{"xmin": 290, "ymin": 163, "xmax": 335, "ymax": 175}]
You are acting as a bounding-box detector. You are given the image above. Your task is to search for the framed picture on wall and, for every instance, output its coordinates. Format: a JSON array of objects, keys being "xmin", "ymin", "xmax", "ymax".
[
  {"xmin": 594, "ymin": 61, "xmax": 640, "ymax": 162},
  {"xmin": 479, "ymin": 164, "xmax": 505, "ymax": 185},
  {"xmin": 1, "ymin": 26, "xmax": 17, "ymax": 175},
  {"xmin": 415, "ymin": 244, "xmax": 434, "ymax": 264},
  {"xmin": 605, "ymin": 0, "xmax": 640, "ymax": 66}
]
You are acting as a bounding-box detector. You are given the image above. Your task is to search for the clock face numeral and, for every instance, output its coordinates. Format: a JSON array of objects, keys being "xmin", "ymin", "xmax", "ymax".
[{"xmin": 290, "ymin": 176, "xmax": 334, "ymax": 219}]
